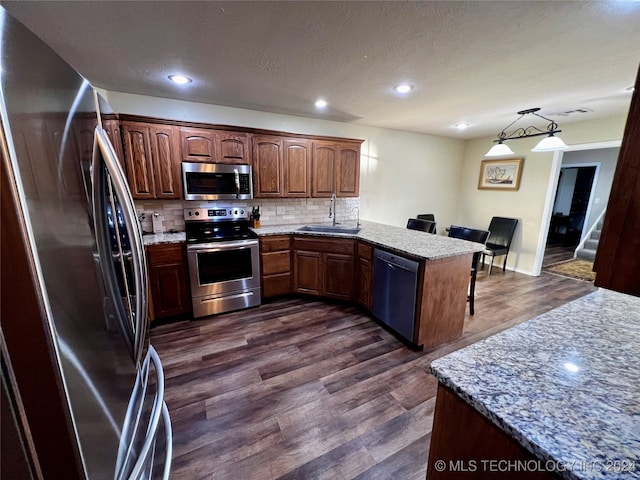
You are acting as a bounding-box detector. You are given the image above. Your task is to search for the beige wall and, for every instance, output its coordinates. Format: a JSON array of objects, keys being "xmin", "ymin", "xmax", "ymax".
[
  {"xmin": 458, "ymin": 115, "xmax": 627, "ymax": 275},
  {"xmin": 102, "ymin": 91, "xmax": 465, "ymax": 232}
]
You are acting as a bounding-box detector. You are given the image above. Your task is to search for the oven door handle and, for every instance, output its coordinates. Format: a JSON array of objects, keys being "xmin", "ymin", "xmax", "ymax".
[{"xmin": 187, "ymin": 239, "xmax": 258, "ymax": 253}]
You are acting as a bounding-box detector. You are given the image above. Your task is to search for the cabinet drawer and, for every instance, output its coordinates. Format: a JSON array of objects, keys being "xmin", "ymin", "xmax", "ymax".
[
  {"xmin": 261, "ymin": 236, "xmax": 291, "ymax": 253},
  {"xmin": 262, "ymin": 251, "xmax": 291, "ymax": 275},
  {"xmin": 263, "ymin": 273, "xmax": 292, "ymax": 298},
  {"xmin": 293, "ymin": 237, "xmax": 355, "ymax": 255},
  {"xmin": 147, "ymin": 243, "xmax": 185, "ymax": 265}
]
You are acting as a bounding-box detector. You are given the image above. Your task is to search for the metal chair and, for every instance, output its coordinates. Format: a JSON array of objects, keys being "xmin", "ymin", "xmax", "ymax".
[
  {"xmin": 481, "ymin": 217, "xmax": 518, "ymax": 274},
  {"xmin": 448, "ymin": 225, "xmax": 490, "ymax": 315},
  {"xmin": 407, "ymin": 218, "xmax": 437, "ymax": 234}
]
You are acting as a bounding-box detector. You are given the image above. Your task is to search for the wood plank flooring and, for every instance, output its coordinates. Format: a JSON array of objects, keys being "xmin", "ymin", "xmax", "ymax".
[
  {"xmin": 542, "ymin": 242, "xmax": 576, "ymax": 267},
  {"xmin": 150, "ymin": 270, "xmax": 596, "ymax": 479}
]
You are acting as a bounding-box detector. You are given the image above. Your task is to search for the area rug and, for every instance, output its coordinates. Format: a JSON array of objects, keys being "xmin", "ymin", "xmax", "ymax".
[{"xmin": 543, "ymin": 259, "xmax": 596, "ymax": 282}]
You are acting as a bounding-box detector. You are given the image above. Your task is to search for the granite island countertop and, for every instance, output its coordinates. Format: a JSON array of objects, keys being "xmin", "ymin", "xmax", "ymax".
[
  {"xmin": 430, "ymin": 288, "xmax": 640, "ymax": 480},
  {"xmin": 253, "ymin": 220, "xmax": 484, "ymax": 261}
]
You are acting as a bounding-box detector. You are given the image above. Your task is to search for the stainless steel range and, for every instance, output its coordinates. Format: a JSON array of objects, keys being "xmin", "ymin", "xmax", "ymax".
[{"xmin": 184, "ymin": 206, "xmax": 261, "ymax": 318}]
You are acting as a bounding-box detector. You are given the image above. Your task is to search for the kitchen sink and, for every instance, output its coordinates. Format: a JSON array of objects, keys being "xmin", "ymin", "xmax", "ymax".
[{"xmin": 297, "ymin": 224, "xmax": 361, "ymax": 234}]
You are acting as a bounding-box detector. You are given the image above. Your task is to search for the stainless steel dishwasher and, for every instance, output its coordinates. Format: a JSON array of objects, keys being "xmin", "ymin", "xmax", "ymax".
[{"xmin": 371, "ymin": 248, "xmax": 420, "ymax": 343}]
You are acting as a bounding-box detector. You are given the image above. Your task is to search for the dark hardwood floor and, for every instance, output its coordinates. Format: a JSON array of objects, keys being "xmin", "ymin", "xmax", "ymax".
[
  {"xmin": 542, "ymin": 242, "xmax": 576, "ymax": 267},
  {"xmin": 151, "ymin": 270, "xmax": 596, "ymax": 480}
]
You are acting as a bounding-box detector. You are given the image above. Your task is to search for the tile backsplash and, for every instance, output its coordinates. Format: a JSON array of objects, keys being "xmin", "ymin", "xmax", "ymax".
[{"xmin": 136, "ymin": 197, "xmax": 360, "ymax": 233}]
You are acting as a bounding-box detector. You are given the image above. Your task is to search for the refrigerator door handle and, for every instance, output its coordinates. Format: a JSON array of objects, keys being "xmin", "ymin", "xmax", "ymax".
[
  {"xmin": 92, "ymin": 125, "xmax": 148, "ymax": 368},
  {"xmin": 160, "ymin": 402, "xmax": 173, "ymax": 480},
  {"xmin": 115, "ymin": 345, "xmax": 166, "ymax": 480}
]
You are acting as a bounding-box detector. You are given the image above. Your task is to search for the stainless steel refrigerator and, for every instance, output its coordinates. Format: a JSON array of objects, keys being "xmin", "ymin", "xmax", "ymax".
[{"xmin": 0, "ymin": 8, "xmax": 171, "ymax": 479}]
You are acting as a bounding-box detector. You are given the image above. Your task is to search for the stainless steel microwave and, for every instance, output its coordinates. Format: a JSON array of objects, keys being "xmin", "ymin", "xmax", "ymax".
[{"xmin": 182, "ymin": 162, "xmax": 253, "ymax": 201}]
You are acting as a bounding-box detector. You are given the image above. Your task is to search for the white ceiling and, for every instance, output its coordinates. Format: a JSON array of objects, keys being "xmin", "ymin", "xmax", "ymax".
[{"xmin": 3, "ymin": 1, "xmax": 640, "ymax": 139}]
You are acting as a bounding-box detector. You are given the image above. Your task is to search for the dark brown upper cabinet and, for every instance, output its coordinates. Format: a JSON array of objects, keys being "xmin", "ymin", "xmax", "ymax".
[
  {"xmin": 121, "ymin": 121, "xmax": 182, "ymax": 199},
  {"xmin": 253, "ymin": 136, "xmax": 284, "ymax": 197}
]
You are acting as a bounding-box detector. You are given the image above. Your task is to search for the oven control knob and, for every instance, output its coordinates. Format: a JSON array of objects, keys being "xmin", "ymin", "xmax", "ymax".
[
  {"xmin": 240, "ymin": 209, "xmax": 244, "ymax": 214},
  {"xmin": 188, "ymin": 211, "xmax": 192, "ymax": 216},
  {"xmin": 194, "ymin": 211, "xmax": 200, "ymax": 216},
  {"xmin": 228, "ymin": 210, "xmax": 232, "ymax": 215},
  {"xmin": 234, "ymin": 209, "xmax": 238, "ymax": 215}
]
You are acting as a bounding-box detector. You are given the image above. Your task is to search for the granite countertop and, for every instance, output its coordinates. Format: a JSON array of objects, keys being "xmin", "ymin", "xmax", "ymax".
[
  {"xmin": 253, "ymin": 220, "xmax": 484, "ymax": 260},
  {"xmin": 141, "ymin": 220, "xmax": 483, "ymax": 260},
  {"xmin": 142, "ymin": 232, "xmax": 186, "ymax": 246},
  {"xmin": 430, "ymin": 288, "xmax": 640, "ymax": 480}
]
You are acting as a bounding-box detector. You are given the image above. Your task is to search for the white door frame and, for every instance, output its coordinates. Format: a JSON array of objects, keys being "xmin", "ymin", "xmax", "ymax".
[{"xmin": 532, "ymin": 140, "xmax": 621, "ymax": 276}]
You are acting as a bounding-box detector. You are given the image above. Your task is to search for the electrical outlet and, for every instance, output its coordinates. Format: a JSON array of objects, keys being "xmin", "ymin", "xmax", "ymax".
[{"xmin": 276, "ymin": 206, "xmax": 286, "ymax": 215}]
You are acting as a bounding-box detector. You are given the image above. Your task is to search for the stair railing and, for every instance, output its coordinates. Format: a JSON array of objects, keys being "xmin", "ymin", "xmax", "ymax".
[{"xmin": 574, "ymin": 208, "xmax": 606, "ymax": 258}]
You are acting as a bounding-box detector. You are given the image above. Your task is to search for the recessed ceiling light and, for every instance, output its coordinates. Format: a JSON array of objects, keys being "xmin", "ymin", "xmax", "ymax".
[
  {"xmin": 315, "ymin": 99, "xmax": 328, "ymax": 109},
  {"xmin": 393, "ymin": 84, "xmax": 414, "ymax": 94},
  {"xmin": 453, "ymin": 123, "xmax": 471, "ymax": 130},
  {"xmin": 168, "ymin": 74, "xmax": 192, "ymax": 85}
]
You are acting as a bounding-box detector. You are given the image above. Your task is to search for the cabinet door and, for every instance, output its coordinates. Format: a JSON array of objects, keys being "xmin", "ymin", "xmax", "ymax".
[
  {"xmin": 121, "ymin": 122, "xmax": 155, "ymax": 199},
  {"xmin": 311, "ymin": 141, "xmax": 336, "ymax": 197},
  {"xmin": 336, "ymin": 143, "xmax": 360, "ymax": 197},
  {"xmin": 149, "ymin": 124, "xmax": 182, "ymax": 199},
  {"xmin": 253, "ymin": 136, "xmax": 283, "ymax": 197},
  {"xmin": 283, "ymin": 138, "xmax": 311, "ymax": 197},
  {"xmin": 179, "ymin": 127, "xmax": 217, "ymax": 163},
  {"xmin": 218, "ymin": 131, "xmax": 250, "ymax": 164},
  {"xmin": 148, "ymin": 244, "xmax": 191, "ymax": 319},
  {"xmin": 356, "ymin": 242, "xmax": 373, "ymax": 309},
  {"xmin": 324, "ymin": 253, "xmax": 354, "ymax": 300},
  {"xmin": 294, "ymin": 250, "xmax": 322, "ymax": 295}
]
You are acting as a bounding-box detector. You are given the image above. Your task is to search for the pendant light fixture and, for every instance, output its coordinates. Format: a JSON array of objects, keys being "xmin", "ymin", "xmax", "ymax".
[{"xmin": 485, "ymin": 108, "xmax": 567, "ymax": 156}]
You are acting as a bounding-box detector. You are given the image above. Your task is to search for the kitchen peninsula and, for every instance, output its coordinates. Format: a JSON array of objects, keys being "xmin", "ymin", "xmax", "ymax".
[
  {"xmin": 142, "ymin": 220, "xmax": 484, "ymax": 350},
  {"xmin": 428, "ymin": 288, "xmax": 640, "ymax": 480}
]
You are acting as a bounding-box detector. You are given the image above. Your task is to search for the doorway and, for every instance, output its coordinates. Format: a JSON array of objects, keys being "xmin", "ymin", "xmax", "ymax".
[
  {"xmin": 544, "ymin": 165, "xmax": 596, "ymax": 266},
  {"xmin": 536, "ymin": 142, "xmax": 621, "ymax": 274}
]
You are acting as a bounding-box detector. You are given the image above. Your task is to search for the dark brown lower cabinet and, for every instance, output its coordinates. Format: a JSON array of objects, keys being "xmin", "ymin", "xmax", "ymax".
[
  {"xmin": 147, "ymin": 243, "xmax": 191, "ymax": 320},
  {"xmin": 260, "ymin": 236, "xmax": 293, "ymax": 298},
  {"xmin": 293, "ymin": 250, "xmax": 322, "ymax": 295},
  {"xmin": 324, "ymin": 253, "xmax": 354, "ymax": 300},
  {"xmin": 292, "ymin": 236, "xmax": 355, "ymax": 300},
  {"xmin": 427, "ymin": 384, "xmax": 559, "ymax": 479},
  {"xmin": 356, "ymin": 241, "xmax": 373, "ymax": 309}
]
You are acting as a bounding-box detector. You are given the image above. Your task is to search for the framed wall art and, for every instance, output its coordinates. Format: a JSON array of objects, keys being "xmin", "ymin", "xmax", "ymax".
[{"xmin": 478, "ymin": 157, "xmax": 524, "ymax": 191}]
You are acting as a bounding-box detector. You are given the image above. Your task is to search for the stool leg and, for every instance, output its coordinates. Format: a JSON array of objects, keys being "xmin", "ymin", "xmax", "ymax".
[
  {"xmin": 469, "ymin": 272, "xmax": 476, "ymax": 315},
  {"xmin": 488, "ymin": 256, "xmax": 495, "ymax": 275},
  {"xmin": 503, "ymin": 254, "xmax": 508, "ymax": 272}
]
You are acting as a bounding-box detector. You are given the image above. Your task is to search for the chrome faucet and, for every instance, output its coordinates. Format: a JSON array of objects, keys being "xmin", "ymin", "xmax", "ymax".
[{"xmin": 329, "ymin": 193, "xmax": 339, "ymax": 226}]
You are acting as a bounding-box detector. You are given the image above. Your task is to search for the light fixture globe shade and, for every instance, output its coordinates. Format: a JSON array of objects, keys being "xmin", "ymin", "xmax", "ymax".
[
  {"xmin": 485, "ymin": 142, "xmax": 515, "ymax": 157},
  {"xmin": 531, "ymin": 135, "xmax": 568, "ymax": 152}
]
